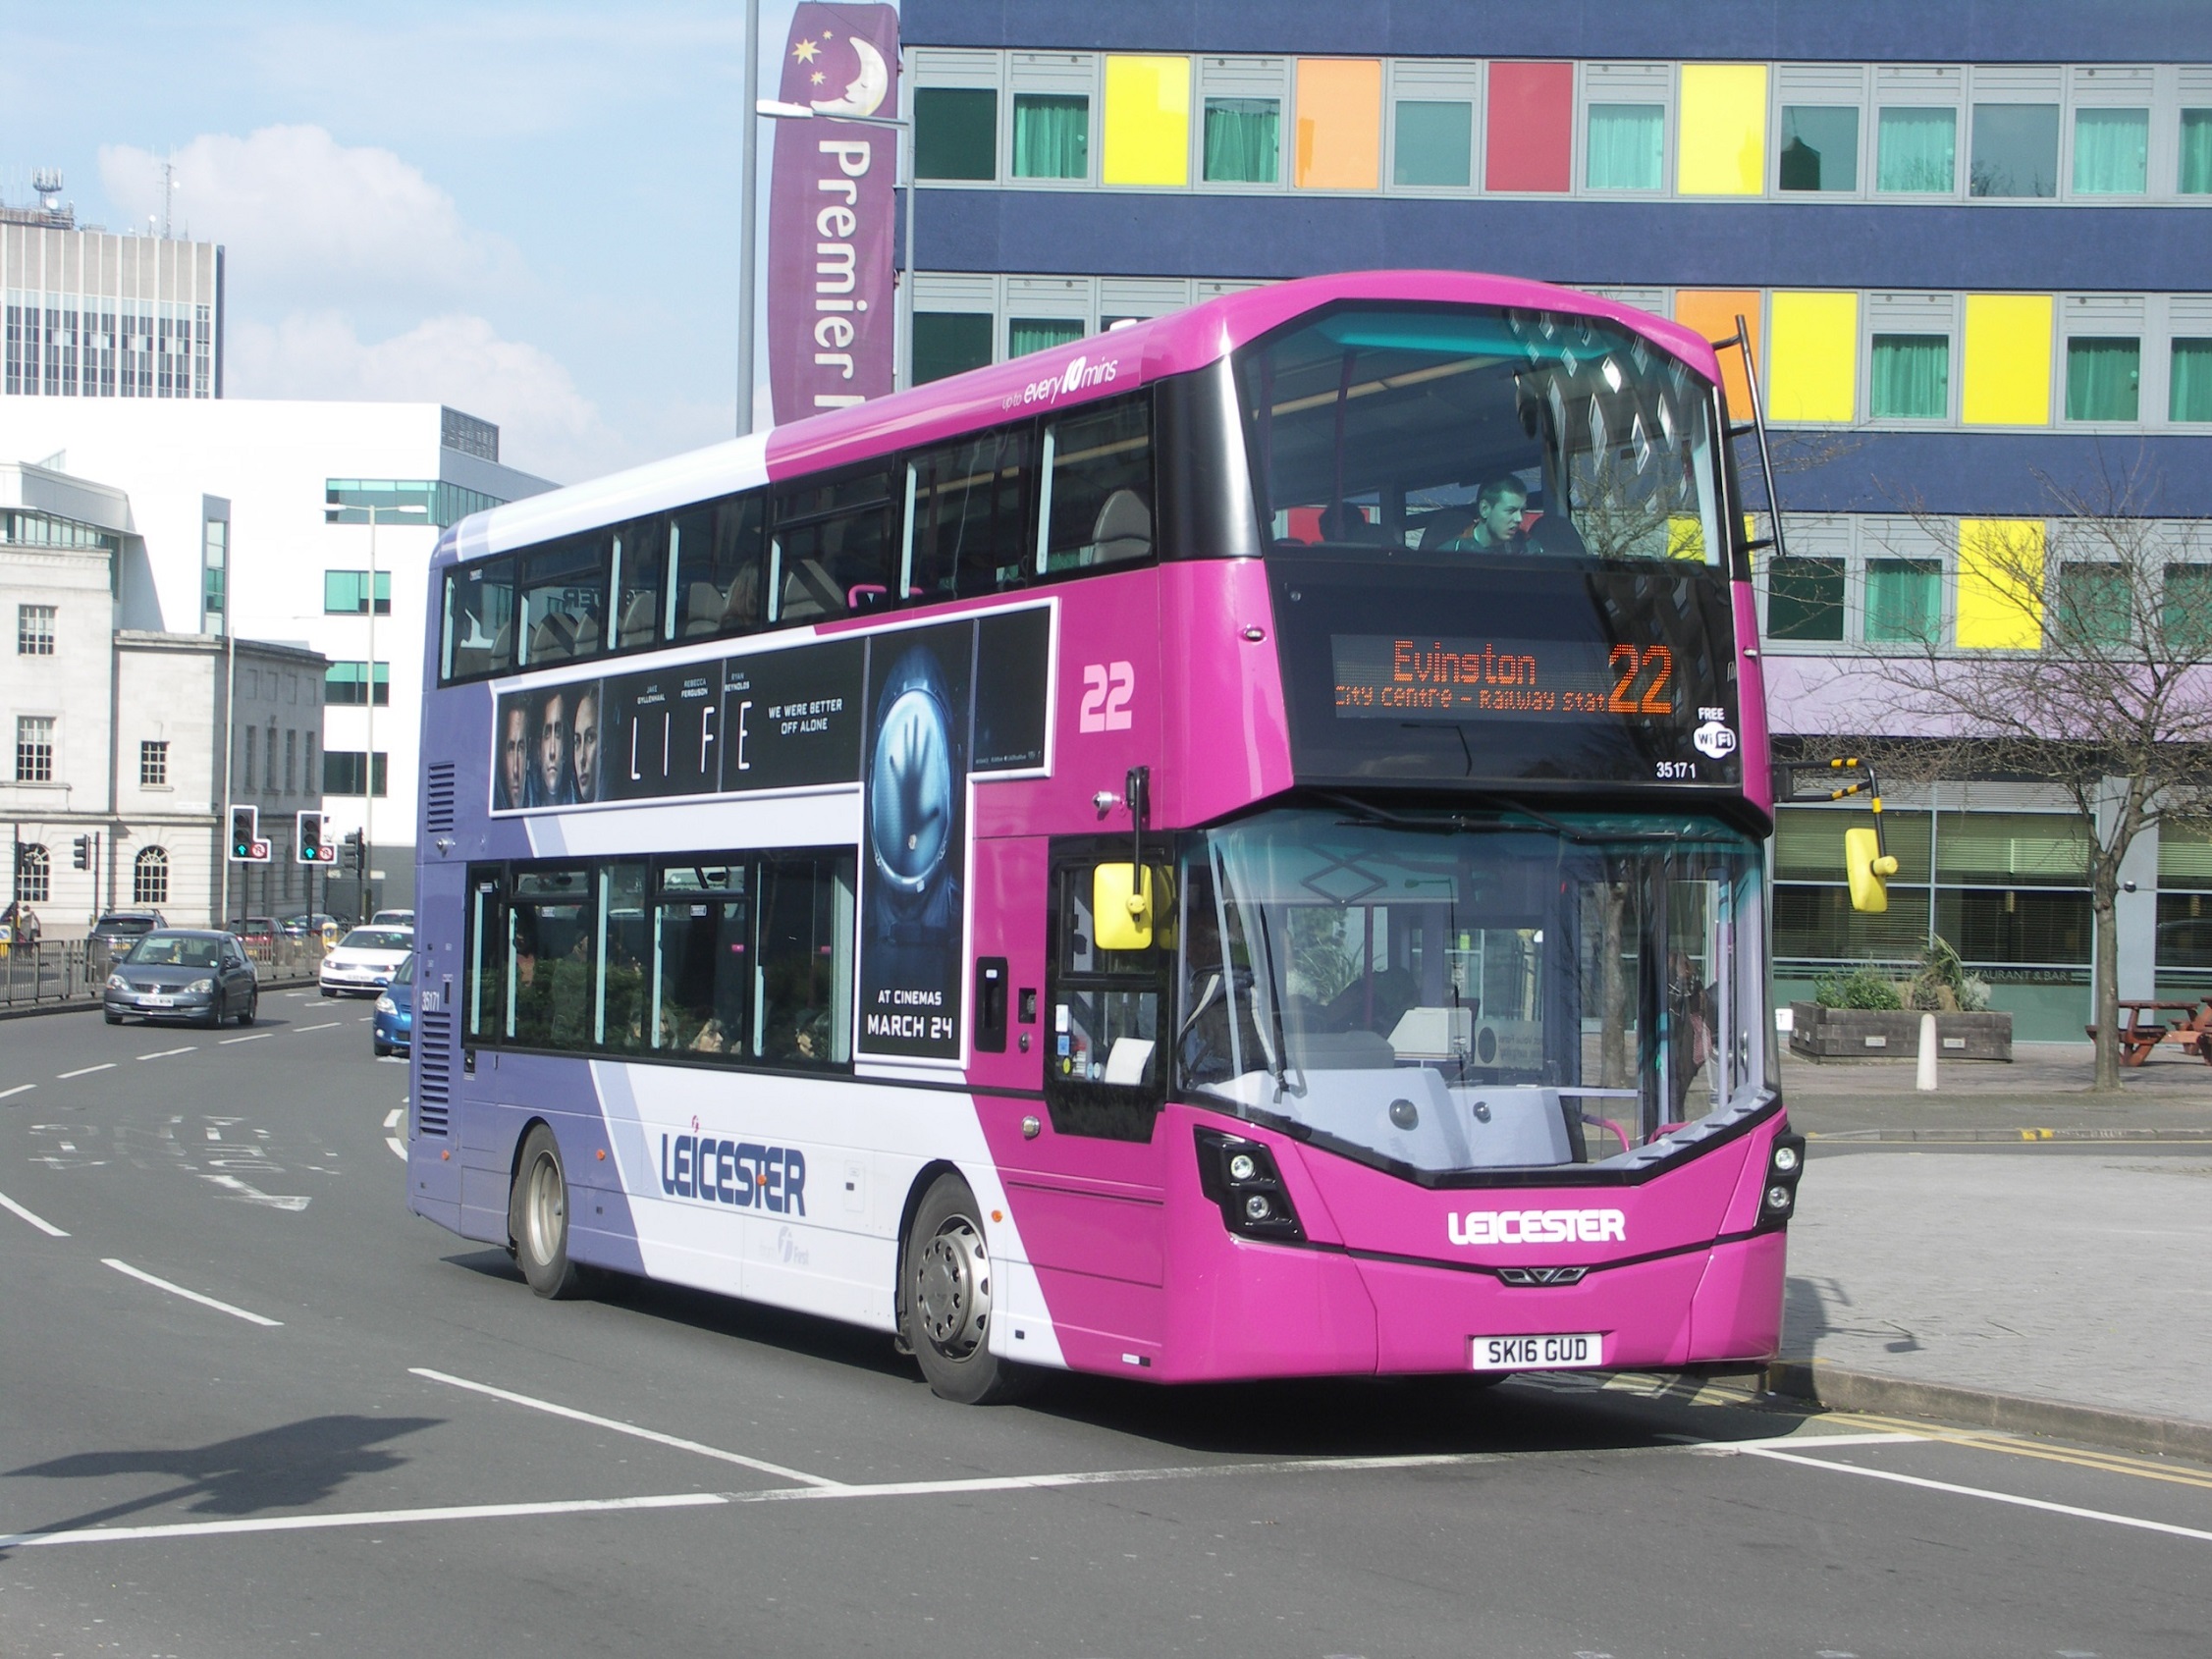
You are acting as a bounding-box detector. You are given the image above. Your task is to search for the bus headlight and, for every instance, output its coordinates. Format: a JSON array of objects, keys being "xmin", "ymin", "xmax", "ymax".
[
  {"xmin": 1757, "ymin": 1131, "xmax": 1807, "ymax": 1229},
  {"xmin": 1195, "ymin": 1128, "xmax": 1304, "ymax": 1243}
]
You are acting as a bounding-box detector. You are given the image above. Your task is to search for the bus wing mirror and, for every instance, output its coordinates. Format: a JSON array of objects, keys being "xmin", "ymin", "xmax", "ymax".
[
  {"xmin": 1844, "ymin": 827, "xmax": 1899, "ymax": 914},
  {"xmin": 1093, "ymin": 864, "xmax": 1154, "ymax": 951}
]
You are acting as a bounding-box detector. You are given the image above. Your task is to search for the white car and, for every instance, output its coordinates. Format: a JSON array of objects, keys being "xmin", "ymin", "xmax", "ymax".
[
  {"xmin": 320, "ymin": 926, "xmax": 415, "ymax": 997},
  {"xmin": 371, "ymin": 908, "xmax": 415, "ymax": 928}
]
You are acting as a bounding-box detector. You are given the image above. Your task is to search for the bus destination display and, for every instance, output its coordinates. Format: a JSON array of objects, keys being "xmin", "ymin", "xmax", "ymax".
[{"xmin": 1331, "ymin": 633, "xmax": 1679, "ymax": 722}]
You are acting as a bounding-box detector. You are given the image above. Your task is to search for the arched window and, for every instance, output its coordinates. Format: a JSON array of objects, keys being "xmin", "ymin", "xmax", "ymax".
[
  {"xmin": 134, "ymin": 845, "xmax": 170, "ymax": 905},
  {"xmin": 16, "ymin": 843, "xmax": 49, "ymax": 903}
]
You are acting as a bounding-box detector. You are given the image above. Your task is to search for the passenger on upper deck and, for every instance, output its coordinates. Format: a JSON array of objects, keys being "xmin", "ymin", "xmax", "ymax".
[{"xmin": 1423, "ymin": 478, "xmax": 1529, "ymax": 554}]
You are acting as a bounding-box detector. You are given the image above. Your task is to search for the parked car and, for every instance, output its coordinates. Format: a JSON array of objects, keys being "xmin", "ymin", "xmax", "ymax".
[
  {"xmin": 236, "ymin": 916, "xmax": 281, "ymax": 947},
  {"xmin": 371, "ymin": 909, "xmax": 415, "ymax": 928},
  {"xmin": 320, "ymin": 925, "xmax": 414, "ymax": 997},
  {"xmin": 103, "ymin": 930, "xmax": 258, "ymax": 1028},
  {"xmin": 282, "ymin": 912, "xmax": 347, "ymax": 937},
  {"xmin": 88, "ymin": 910, "xmax": 166, "ymax": 953},
  {"xmin": 374, "ymin": 953, "xmax": 415, "ymax": 1057}
]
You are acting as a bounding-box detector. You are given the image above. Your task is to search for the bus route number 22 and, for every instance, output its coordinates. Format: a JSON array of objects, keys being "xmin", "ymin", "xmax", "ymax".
[
  {"xmin": 1078, "ymin": 661, "xmax": 1135, "ymax": 732},
  {"xmin": 1606, "ymin": 644, "xmax": 1674, "ymax": 716}
]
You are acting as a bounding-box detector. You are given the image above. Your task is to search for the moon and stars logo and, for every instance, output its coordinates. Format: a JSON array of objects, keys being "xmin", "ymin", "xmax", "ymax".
[{"xmin": 791, "ymin": 27, "xmax": 890, "ymax": 119}]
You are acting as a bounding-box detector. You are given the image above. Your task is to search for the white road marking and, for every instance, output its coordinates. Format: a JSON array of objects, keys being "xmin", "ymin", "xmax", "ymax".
[
  {"xmin": 296, "ymin": 1021, "xmax": 342, "ymax": 1032},
  {"xmin": 1732, "ymin": 1445, "xmax": 2212, "ymax": 1544},
  {"xmin": 56, "ymin": 1063, "xmax": 115, "ymax": 1080},
  {"xmin": 409, "ymin": 1368, "xmax": 846, "ymax": 1488},
  {"xmin": 101, "ymin": 1258, "xmax": 283, "ymax": 1327},
  {"xmin": 387, "ymin": 1136, "xmax": 407, "ymax": 1159},
  {"xmin": 218, "ymin": 1032, "xmax": 272, "ymax": 1045},
  {"xmin": 137, "ymin": 1046, "xmax": 196, "ymax": 1060},
  {"xmin": 0, "ymin": 1491, "xmax": 723, "ymax": 1550},
  {"xmin": 195, "ymin": 1172, "xmax": 310, "ymax": 1211},
  {"xmin": 1682, "ymin": 1431, "xmax": 1921, "ymax": 1453},
  {"xmin": 0, "ymin": 1083, "xmax": 36, "ymax": 1099},
  {"xmin": 0, "ymin": 1190, "xmax": 68, "ymax": 1237}
]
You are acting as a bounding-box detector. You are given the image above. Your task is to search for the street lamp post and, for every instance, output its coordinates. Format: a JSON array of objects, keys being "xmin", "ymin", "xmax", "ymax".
[
  {"xmin": 754, "ymin": 99, "xmax": 915, "ymax": 394},
  {"xmin": 326, "ymin": 497, "xmax": 427, "ymax": 920}
]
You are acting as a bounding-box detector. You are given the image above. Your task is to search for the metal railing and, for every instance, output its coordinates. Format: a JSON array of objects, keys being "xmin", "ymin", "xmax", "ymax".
[{"xmin": 0, "ymin": 934, "xmax": 330, "ymax": 1010}]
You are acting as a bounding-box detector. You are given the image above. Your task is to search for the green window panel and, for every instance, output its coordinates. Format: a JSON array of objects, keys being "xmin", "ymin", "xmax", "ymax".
[
  {"xmin": 2178, "ymin": 109, "xmax": 2212, "ymax": 194},
  {"xmin": 1876, "ymin": 106, "xmax": 1956, "ymax": 192},
  {"xmin": 1772, "ymin": 883, "xmax": 1933, "ymax": 964},
  {"xmin": 1869, "ymin": 334, "xmax": 1949, "ymax": 419},
  {"xmin": 2054, "ymin": 562, "xmax": 2131, "ymax": 647},
  {"xmin": 325, "ymin": 662, "xmax": 393, "ymax": 707},
  {"xmin": 1203, "ymin": 98, "xmax": 1280, "ymax": 184},
  {"xmin": 911, "ymin": 312, "xmax": 992, "ymax": 386},
  {"xmin": 2162, "ymin": 563, "xmax": 2212, "ymax": 653},
  {"xmin": 1765, "ymin": 557, "xmax": 1846, "ymax": 641},
  {"xmin": 1774, "ymin": 806, "xmax": 1933, "ymax": 885},
  {"xmin": 1864, "ymin": 558, "xmax": 1942, "ymax": 643},
  {"xmin": 1008, "ymin": 317, "xmax": 1084, "ymax": 359},
  {"xmin": 2072, "ymin": 108, "xmax": 2148, "ymax": 194},
  {"xmin": 1393, "ymin": 99, "xmax": 1473, "ymax": 187},
  {"xmin": 2065, "ymin": 336, "xmax": 2140, "ymax": 422},
  {"xmin": 2170, "ymin": 339, "xmax": 2212, "ymax": 423},
  {"xmin": 1935, "ymin": 811, "xmax": 2091, "ymax": 887},
  {"xmin": 1935, "ymin": 887, "xmax": 2090, "ymax": 966},
  {"xmin": 915, "ymin": 87, "xmax": 998, "ymax": 181},
  {"xmin": 323, "ymin": 570, "xmax": 393, "ymax": 615},
  {"xmin": 1778, "ymin": 105, "xmax": 1859, "ymax": 191},
  {"xmin": 2158, "ymin": 832, "xmax": 2212, "ymax": 895},
  {"xmin": 1012, "ymin": 93, "xmax": 1088, "ymax": 180},
  {"xmin": 1969, "ymin": 103, "xmax": 2059, "ymax": 198},
  {"xmin": 1585, "ymin": 104, "xmax": 1663, "ymax": 190}
]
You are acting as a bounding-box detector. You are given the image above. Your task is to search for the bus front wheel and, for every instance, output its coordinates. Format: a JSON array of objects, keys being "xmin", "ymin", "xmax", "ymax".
[
  {"xmin": 511, "ymin": 1124, "xmax": 582, "ymax": 1300},
  {"xmin": 902, "ymin": 1174, "xmax": 1032, "ymax": 1406}
]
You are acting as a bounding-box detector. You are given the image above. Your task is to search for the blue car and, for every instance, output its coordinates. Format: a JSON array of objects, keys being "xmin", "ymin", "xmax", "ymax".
[{"xmin": 373, "ymin": 953, "xmax": 414, "ymax": 1057}]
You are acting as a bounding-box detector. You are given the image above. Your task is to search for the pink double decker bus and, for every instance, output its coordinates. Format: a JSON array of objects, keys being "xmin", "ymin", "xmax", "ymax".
[{"xmin": 411, "ymin": 271, "xmax": 1797, "ymax": 1402}]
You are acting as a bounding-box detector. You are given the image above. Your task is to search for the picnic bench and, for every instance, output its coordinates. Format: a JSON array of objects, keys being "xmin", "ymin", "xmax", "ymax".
[{"xmin": 2085, "ymin": 998, "xmax": 2212, "ymax": 1066}]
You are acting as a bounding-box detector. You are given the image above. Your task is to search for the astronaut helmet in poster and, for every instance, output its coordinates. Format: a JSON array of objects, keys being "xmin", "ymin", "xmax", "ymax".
[{"xmin": 865, "ymin": 639, "xmax": 962, "ymax": 939}]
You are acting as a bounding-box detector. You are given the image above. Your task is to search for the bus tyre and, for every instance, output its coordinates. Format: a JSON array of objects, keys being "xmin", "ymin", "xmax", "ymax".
[
  {"xmin": 902, "ymin": 1174, "xmax": 1032, "ymax": 1406},
  {"xmin": 511, "ymin": 1124, "xmax": 582, "ymax": 1300}
]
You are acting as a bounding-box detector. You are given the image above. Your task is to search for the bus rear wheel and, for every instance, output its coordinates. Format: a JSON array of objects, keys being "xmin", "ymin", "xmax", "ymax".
[
  {"xmin": 511, "ymin": 1124, "xmax": 582, "ymax": 1300},
  {"xmin": 902, "ymin": 1174, "xmax": 1032, "ymax": 1405}
]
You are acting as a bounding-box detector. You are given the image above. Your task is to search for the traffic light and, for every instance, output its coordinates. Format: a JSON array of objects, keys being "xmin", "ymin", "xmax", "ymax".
[
  {"xmin": 295, "ymin": 810, "xmax": 335, "ymax": 865},
  {"xmin": 229, "ymin": 805, "xmax": 269, "ymax": 863},
  {"xmin": 341, "ymin": 830, "xmax": 365, "ymax": 876},
  {"xmin": 72, "ymin": 834, "xmax": 89, "ymax": 871}
]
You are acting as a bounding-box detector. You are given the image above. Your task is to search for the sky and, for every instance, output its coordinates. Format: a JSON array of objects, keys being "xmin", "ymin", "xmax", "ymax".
[{"xmin": 1, "ymin": 2, "xmax": 834, "ymax": 486}]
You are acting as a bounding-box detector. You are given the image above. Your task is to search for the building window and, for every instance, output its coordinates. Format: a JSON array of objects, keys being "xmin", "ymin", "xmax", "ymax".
[
  {"xmin": 16, "ymin": 842, "xmax": 49, "ymax": 903},
  {"xmin": 203, "ymin": 517, "xmax": 227, "ymax": 623},
  {"xmin": 140, "ymin": 740, "xmax": 169, "ymax": 786},
  {"xmin": 325, "ymin": 750, "xmax": 389, "ymax": 798},
  {"xmin": 2065, "ymin": 337, "xmax": 2140, "ymax": 422},
  {"xmin": 325, "ymin": 662, "xmax": 392, "ymax": 707},
  {"xmin": 1585, "ymin": 103, "xmax": 1664, "ymax": 190},
  {"xmin": 915, "ymin": 86, "xmax": 998, "ymax": 181},
  {"xmin": 912, "ymin": 312, "xmax": 994, "ymax": 385},
  {"xmin": 323, "ymin": 570, "xmax": 393, "ymax": 615},
  {"xmin": 2056, "ymin": 562, "xmax": 2131, "ymax": 647},
  {"xmin": 303, "ymin": 733, "xmax": 317, "ymax": 793},
  {"xmin": 243, "ymin": 725, "xmax": 256, "ymax": 794},
  {"xmin": 1969, "ymin": 102, "xmax": 2059, "ymax": 197},
  {"xmin": 1870, "ymin": 335, "xmax": 1950, "ymax": 419},
  {"xmin": 134, "ymin": 846, "xmax": 170, "ymax": 905},
  {"xmin": 2183, "ymin": 110, "xmax": 2212, "ymax": 194},
  {"xmin": 2168, "ymin": 340, "xmax": 2212, "ymax": 423},
  {"xmin": 1011, "ymin": 92, "xmax": 1089, "ymax": 180},
  {"xmin": 1204, "ymin": 97, "xmax": 1281, "ymax": 184},
  {"xmin": 285, "ymin": 729, "xmax": 297, "ymax": 794},
  {"xmin": 15, "ymin": 716, "xmax": 54, "ymax": 782},
  {"xmin": 16, "ymin": 605, "xmax": 55, "ymax": 655},
  {"xmin": 1876, "ymin": 106, "xmax": 1956, "ymax": 192},
  {"xmin": 2072, "ymin": 108, "xmax": 2148, "ymax": 195},
  {"xmin": 1392, "ymin": 98, "xmax": 1473, "ymax": 187},
  {"xmin": 1778, "ymin": 105, "xmax": 1859, "ymax": 192},
  {"xmin": 1764, "ymin": 558, "xmax": 1847, "ymax": 642},
  {"xmin": 2165, "ymin": 564, "xmax": 2212, "ymax": 652},
  {"xmin": 1007, "ymin": 317, "xmax": 1083, "ymax": 359},
  {"xmin": 1864, "ymin": 559, "xmax": 1942, "ymax": 644}
]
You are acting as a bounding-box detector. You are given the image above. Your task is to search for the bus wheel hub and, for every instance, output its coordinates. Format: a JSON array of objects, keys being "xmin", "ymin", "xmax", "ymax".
[{"xmin": 915, "ymin": 1220, "xmax": 990, "ymax": 1356}]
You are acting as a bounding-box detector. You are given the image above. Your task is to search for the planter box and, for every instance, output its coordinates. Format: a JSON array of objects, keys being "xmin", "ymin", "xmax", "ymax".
[{"xmin": 1789, "ymin": 1002, "xmax": 2013, "ymax": 1062}]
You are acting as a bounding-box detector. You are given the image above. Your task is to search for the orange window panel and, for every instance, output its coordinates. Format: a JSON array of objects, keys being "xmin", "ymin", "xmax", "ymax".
[
  {"xmin": 1295, "ymin": 59, "xmax": 1382, "ymax": 189},
  {"xmin": 1673, "ymin": 291, "xmax": 1761, "ymax": 415}
]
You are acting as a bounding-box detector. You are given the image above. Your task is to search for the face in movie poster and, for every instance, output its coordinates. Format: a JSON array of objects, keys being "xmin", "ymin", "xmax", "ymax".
[
  {"xmin": 859, "ymin": 624, "xmax": 970, "ymax": 1058},
  {"xmin": 494, "ymin": 681, "xmax": 603, "ymax": 811}
]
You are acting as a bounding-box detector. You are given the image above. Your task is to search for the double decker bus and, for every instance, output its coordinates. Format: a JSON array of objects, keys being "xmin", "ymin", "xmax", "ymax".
[{"xmin": 410, "ymin": 270, "xmax": 1799, "ymax": 1403}]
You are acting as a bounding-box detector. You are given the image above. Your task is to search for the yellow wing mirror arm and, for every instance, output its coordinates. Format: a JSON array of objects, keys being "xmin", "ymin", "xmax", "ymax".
[
  {"xmin": 1093, "ymin": 766, "xmax": 1159, "ymax": 951},
  {"xmin": 1828, "ymin": 757, "xmax": 1901, "ymax": 914}
]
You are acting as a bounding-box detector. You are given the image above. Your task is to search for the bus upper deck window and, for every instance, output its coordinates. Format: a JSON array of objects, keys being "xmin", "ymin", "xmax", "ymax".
[
  {"xmin": 611, "ymin": 516, "xmax": 670, "ymax": 652},
  {"xmin": 905, "ymin": 427, "xmax": 1034, "ymax": 603},
  {"xmin": 444, "ymin": 559, "xmax": 514, "ymax": 681},
  {"xmin": 772, "ymin": 471, "xmax": 897, "ymax": 625},
  {"xmin": 1039, "ymin": 396, "xmax": 1154, "ymax": 576},
  {"xmin": 672, "ymin": 494, "xmax": 767, "ymax": 641},
  {"xmin": 518, "ymin": 536, "xmax": 609, "ymax": 668}
]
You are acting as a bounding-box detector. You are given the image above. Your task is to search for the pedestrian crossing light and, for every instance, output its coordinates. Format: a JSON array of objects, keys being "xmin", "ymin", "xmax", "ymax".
[{"xmin": 295, "ymin": 810, "xmax": 334, "ymax": 865}]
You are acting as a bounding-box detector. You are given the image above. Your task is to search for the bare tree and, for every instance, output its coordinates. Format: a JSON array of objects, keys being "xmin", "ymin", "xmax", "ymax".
[{"xmin": 1828, "ymin": 454, "xmax": 2212, "ymax": 1089}]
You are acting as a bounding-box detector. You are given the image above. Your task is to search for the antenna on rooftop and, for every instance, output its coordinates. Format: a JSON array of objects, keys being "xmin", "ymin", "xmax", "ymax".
[{"xmin": 32, "ymin": 169, "xmax": 63, "ymax": 212}]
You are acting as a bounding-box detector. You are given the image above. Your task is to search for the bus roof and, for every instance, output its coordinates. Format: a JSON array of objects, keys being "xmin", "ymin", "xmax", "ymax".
[{"xmin": 444, "ymin": 270, "xmax": 1724, "ymax": 564}]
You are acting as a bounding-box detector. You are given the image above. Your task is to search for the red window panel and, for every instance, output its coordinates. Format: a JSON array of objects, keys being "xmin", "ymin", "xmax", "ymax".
[{"xmin": 1484, "ymin": 62, "xmax": 1574, "ymax": 192}]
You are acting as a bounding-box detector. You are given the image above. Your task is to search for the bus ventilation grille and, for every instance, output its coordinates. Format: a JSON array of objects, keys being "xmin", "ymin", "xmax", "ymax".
[
  {"xmin": 415, "ymin": 1010, "xmax": 452, "ymax": 1136},
  {"xmin": 425, "ymin": 764, "xmax": 457, "ymax": 835}
]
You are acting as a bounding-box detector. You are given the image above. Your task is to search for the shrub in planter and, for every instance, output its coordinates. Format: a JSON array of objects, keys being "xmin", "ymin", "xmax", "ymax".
[{"xmin": 1812, "ymin": 966, "xmax": 1904, "ymax": 1010}]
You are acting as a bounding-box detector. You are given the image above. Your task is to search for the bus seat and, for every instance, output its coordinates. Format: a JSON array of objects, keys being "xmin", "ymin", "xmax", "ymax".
[
  {"xmin": 617, "ymin": 591, "xmax": 658, "ymax": 649},
  {"xmin": 570, "ymin": 610, "xmax": 603, "ymax": 658},
  {"xmin": 780, "ymin": 558, "xmax": 844, "ymax": 621},
  {"xmin": 680, "ymin": 582, "xmax": 725, "ymax": 637},
  {"xmin": 1090, "ymin": 489, "xmax": 1152, "ymax": 566},
  {"xmin": 529, "ymin": 610, "xmax": 578, "ymax": 663}
]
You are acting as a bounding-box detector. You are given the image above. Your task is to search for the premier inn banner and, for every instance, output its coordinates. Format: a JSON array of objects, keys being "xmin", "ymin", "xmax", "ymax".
[{"xmin": 767, "ymin": 2, "xmax": 902, "ymax": 423}]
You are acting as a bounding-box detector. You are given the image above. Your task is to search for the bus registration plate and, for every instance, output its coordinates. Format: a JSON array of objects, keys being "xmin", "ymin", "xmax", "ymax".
[{"xmin": 1471, "ymin": 1332, "xmax": 1603, "ymax": 1371}]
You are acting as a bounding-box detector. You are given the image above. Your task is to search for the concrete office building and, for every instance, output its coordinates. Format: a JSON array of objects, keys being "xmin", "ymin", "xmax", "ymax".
[
  {"xmin": 2, "ymin": 458, "xmax": 327, "ymax": 933},
  {"xmin": 894, "ymin": 0, "xmax": 2212, "ymax": 1038},
  {"xmin": 0, "ymin": 401, "xmax": 553, "ymax": 916}
]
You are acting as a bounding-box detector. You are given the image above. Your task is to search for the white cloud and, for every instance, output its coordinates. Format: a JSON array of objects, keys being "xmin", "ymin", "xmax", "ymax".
[
  {"xmin": 98, "ymin": 126, "xmax": 519, "ymax": 305},
  {"xmin": 227, "ymin": 311, "xmax": 624, "ymax": 486}
]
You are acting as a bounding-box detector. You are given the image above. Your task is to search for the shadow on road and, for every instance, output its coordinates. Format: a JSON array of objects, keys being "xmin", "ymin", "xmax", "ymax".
[{"xmin": 3, "ymin": 1413, "xmax": 442, "ymax": 1550}]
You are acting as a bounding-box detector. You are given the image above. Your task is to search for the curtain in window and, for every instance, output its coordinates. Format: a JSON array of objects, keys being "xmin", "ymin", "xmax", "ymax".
[
  {"xmin": 2172, "ymin": 340, "xmax": 2212, "ymax": 422},
  {"xmin": 2164, "ymin": 563, "xmax": 2212, "ymax": 651},
  {"xmin": 1876, "ymin": 107, "xmax": 1955, "ymax": 192},
  {"xmin": 2056, "ymin": 564, "xmax": 2131, "ymax": 648},
  {"xmin": 1012, "ymin": 94, "xmax": 1089, "ymax": 180},
  {"xmin": 2180, "ymin": 111, "xmax": 2212, "ymax": 194},
  {"xmin": 2065, "ymin": 337, "xmax": 2140, "ymax": 422},
  {"xmin": 1393, "ymin": 100, "xmax": 1473, "ymax": 187},
  {"xmin": 2072, "ymin": 108, "xmax": 2148, "ymax": 194},
  {"xmin": 1008, "ymin": 317, "xmax": 1084, "ymax": 359},
  {"xmin": 1865, "ymin": 560, "xmax": 1941, "ymax": 644},
  {"xmin": 1585, "ymin": 104, "xmax": 1663, "ymax": 189},
  {"xmin": 1870, "ymin": 335, "xmax": 1949, "ymax": 418},
  {"xmin": 1204, "ymin": 99, "xmax": 1280, "ymax": 184}
]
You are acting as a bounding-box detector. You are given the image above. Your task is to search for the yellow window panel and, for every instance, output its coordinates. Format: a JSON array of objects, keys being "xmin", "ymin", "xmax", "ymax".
[
  {"xmin": 1295, "ymin": 59, "xmax": 1383, "ymax": 188},
  {"xmin": 1766, "ymin": 292, "xmax": 1858, "ymax": 422},
  {"xmin": 1103, "ymin": 57, "xmax": 1191, "ymax": 187},
  {"xmin": 1957, "ymin": 517, "xmax": 2046, "ymax": 649},
  {"xmin": 1677, "ymin": 64, "xmax": 1768, "ymax": 195},
  {"xmin": 1672, "ymin": 289, "xmax": 1761, "ymax": 414},
  {"xmin": 1963, "ymin": 294, "xmax": 2054, "ymax": 426}
]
